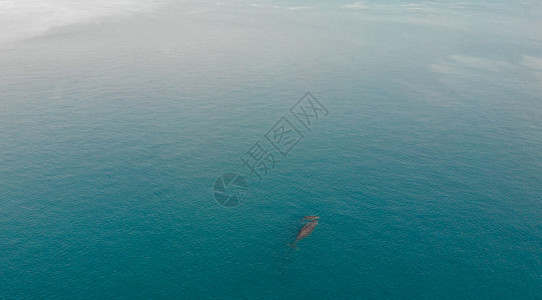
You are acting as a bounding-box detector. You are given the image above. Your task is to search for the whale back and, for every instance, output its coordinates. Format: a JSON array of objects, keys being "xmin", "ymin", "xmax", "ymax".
[{"xmin": 295, "ymin": 220, "xmax": 318, "ymax": 241}]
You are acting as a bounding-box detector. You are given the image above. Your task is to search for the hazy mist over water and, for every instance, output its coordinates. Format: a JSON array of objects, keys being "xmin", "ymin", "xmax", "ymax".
[{"xmin": 1, "ymin": 0, "xmax": 541, "ymax": 298}]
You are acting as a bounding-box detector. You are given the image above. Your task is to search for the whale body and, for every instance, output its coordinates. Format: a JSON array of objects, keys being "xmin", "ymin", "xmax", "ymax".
[{"xmin": 289, "ymin": 219, "xmax": 318, "ymax": 249}]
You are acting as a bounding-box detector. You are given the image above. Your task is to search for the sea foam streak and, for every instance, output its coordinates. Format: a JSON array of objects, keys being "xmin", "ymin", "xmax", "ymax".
[{"xmin": 0, "ymin": 0, "xmax": 164, "ymax": 44}]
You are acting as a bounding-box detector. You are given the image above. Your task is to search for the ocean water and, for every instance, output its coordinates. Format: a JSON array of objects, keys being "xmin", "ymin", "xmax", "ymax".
[{"xmin": 1, "ymin": 0, "xmax": 541, "ymax": 298}]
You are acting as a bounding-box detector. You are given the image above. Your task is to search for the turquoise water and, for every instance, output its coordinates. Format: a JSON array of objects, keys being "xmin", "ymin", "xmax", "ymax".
[{"xmin": 1, "ymin": 1, "xmax": 542, "ymax": 298}]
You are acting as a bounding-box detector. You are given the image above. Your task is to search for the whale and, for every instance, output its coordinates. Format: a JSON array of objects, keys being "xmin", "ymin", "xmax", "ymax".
[
  {"xmin": 302, "ymin": 216, "xmax": 320, "ymax": 220},
  {"xmin": 288, "ymin": 219, "xmax": 318, "ymax": 249}
]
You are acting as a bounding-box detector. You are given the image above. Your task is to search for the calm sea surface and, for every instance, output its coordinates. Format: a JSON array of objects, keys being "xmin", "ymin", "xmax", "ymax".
[{"xmin": 1, "ymin": 1, "xmax": 541, "ymax": 298}]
